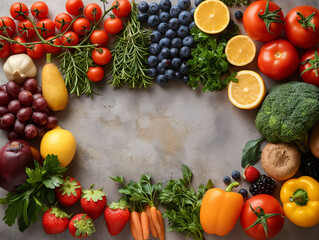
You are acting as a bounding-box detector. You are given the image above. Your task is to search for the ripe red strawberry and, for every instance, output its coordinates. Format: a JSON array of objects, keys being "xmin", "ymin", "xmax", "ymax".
[
  {"xmin": 42, "ymin": 206, "xmax": 70, "ymax": 235},
  {"xmin": 80, "ymin": 185, "xmax": 107, "ymax": 219},
  {"xmin": 55, "ymin": 176, "xmax": 82, "ymax": 207},
  {"xmin": 104, "ymin": 200, "xmax": 130, "ymax": 236},
  {"xmin": 69, "ymin": 213, "xmax": 95, "ymax": 239},
  {"xmin": 243, "ymin": 166, "xmax": 261, "ymax": 183}
]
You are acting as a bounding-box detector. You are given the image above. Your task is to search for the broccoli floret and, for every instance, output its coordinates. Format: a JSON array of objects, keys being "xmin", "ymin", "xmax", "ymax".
[{"xmin": 255, "ymin": 81, "xmax": 319, "ymax": 144}]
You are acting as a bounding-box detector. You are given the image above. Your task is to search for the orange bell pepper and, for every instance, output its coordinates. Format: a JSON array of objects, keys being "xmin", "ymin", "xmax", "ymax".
[{"xmin": 200, "ymin": 182, "xmax": 244, "ymax": 236}]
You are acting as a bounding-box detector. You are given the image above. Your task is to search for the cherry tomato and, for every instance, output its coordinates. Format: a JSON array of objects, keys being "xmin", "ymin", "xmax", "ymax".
[
  {"xmin": 258, "ymin": 39, "xmax": 299, "ymax": 80},
  {"xmin": 240, "ymin": 194, "xmax": 285, "ymax": 240},
  {"xmin": 103, "ymin": 16, "xmax": 123, "ymax": 35},
  {"xmin": 0, "ymin": 16, "xmax": 16, "ymax": 37},
  {"xmin": 44, "ymin": 36, "xmax": 62, "ymax": 55},
  {"xmin": 84, "ymin": 3, "xmax": 102, "ymax": 22},
  {"xmin": 0, "ymin": 40, "xmax": 10, "ymax": 59},
  {"xmin": 36, "ymin": 18, "xmax": 56, "ymax": 38},
  {"xmin": 61, "ymin": 31, "xmax": 79, "ymax": 46},
  {"xmin": 90, "ymin": 30, "xmax": 109, "ymax": 47},
  {"xmin": 10, "ymin": 36, "xmax": 26, "ymax": 54},
  {"xmin": 112, "ymin": 0, "xmax": 131, "ymax": 18},
  {"xmin": 31, "ymin": 1, "xmax": 49, "ymax": 20},
  {"xmin": 92, "ymin": 48, "xmax": 112, "ymax": 65},
  {"xmin": 10, "ymin": 2, "xmax": 28, "ymax": 21},
  {"xmin": 18, "ymin": 20, "xmax": 36, "ymax": 39},
  {"xmin": 72, "ymin": 17, "xmax": 91, "ymax": 36},
  {"xmin": 285, "ymin": 6, "xmax": 319, "ymax": 49},
  {"xmin": 65, "ymin": 0, "xmax": 84, "ymax": 16},
  {"xmin": 87, "ymin": 66, "xmax": 105, "ymax": 82},
  {"xmin": 243, "ymin": 0, "xmax": 284, "ymax": 42},
  {"xmin": 300, "ymin": 48, "xmax": 319, "ymax": 87},
  {"xmin": 27, "ymin": 42, "xmax": 45, "ymax": 59},
  {"xmin": 55, "ymin": 13, "xmax": 73, "ymax": 32}
]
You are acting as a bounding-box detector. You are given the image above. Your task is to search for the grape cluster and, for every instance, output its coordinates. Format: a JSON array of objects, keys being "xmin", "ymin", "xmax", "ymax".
[{"xmin": 0, "ymin": 79, "xmax": 58, "ymax": 140}]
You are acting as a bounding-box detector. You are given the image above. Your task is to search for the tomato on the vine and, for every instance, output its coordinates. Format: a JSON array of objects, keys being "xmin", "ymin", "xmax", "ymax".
[
  {"xmin": 112, "ymin": 0, "xmax": 131, "ymax": 18},
  {"xmin": 65, "ymin": 0, "xmax": 84, "ymax": 16},
  {"xmin": 31, "ymin": 1, "xmax": 49, "ymax": 20},
  {"xmin": 55, "ymin": 13, "xmax": 73, "ymax": 32},
  {"xmin": 0, "ymin": 16, "xmax": 16, "ymax": 37},
  {"xmin": 103, "ymin": 16, "xmax": 123, "ymax": 35},
  {"xmin": 10, "ymin": 2, "xmax": 28, "ymax": 21},
  {"xmin": 90, "ymin": 30, "xmax": 109, "ymax": 47},
  {"xmin": 87, "ymin": 66, "xmax": 104, "ymax": 82},
  {"xmin": 300, "ymin": 48, "xmax": 319, "ymax": 87},
  {"xmin": 18, "ymin": 20, "xmax": 36, "ymax": 39},
  {"xmin": 61, "ymin": 31, "xmax": 79, "ymax": 46},
  {"xmin": 243, "ymin": 0, "xmax": 284, "ymax": 42},
  {"xmin": 258, "ymin": 39, "xmax": 299, "ymax": 80},
  {"xmin": 10, "ymin": 36, "xmax": 26, "ymax": 54},
  {"xmin": 92, "ymin": 48, "xmax": 112, "ymax": 66},
  {"xmin": 285, "ymin": 6, "xmax": 319, "ymax": 49},
  {"xmin": 240, "ymin": 194, "xmax": 285, "ymax": 240},
  {"xmin": 84, "ymin": 3, "xmax": 102, "ymax": 22},
  {"xmin": 27, "ymin": 43, "xmax": 45, "ymax": 59},
  {"xmin": 36, "ymin": 18, "xmax": 56, "ymax": 38},
  {"xmin": 72, "ymin": 17, "xmax": 91, "ymax": 36},
  {"xmin": 0, "ymin": 40, "xmax": 10, "ymax": 59},
  {"xmin": 44, "ymin": 36, "xmax": 62, "ymax": 55}
]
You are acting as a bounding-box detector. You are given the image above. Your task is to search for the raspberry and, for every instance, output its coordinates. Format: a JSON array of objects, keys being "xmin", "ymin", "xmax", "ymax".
[{"xmin": 249, "ymin": 174, "xmax": 276, "ymax": 196}]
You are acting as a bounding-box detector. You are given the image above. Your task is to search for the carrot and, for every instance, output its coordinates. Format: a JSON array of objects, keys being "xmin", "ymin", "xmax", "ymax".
[
  {"xmin": 157, "ymin": 210, "xmax": 165, "ymax": 240},
  {"xmin": 130, "ymin": 217, "xmax": 138, "ymax": 240},
  {"xmin": 140, "ymin": 211, "xmax": 150, "ymax": 239},
  {"xmin": 145, "ymin": 205, "xmax": 158, "ymax": 237},
  {"xmin": 150, "ymin": 206, "xmax": 162, "ymax": 235},
  {"xmin": 131, "ymin": 211, "xmax": 144, "ymax": 240}
]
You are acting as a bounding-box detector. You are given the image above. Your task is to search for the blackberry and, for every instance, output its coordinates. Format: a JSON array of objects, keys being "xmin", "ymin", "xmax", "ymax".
[
  {"xmin": 249, "ymin": 174, "xmax": 276, "ymax": 196},
  {"xmin": 300, "ymin": 153, "xmax": 319, "ymax": 181}
]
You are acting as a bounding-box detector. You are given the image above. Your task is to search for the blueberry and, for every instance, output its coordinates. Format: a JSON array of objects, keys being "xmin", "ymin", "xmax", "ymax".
[
  {"xmin": 178, "ymin": 0, "xmax": 190, "ymax": 10},
  {"xmin": 168, "ymin": 18, "xmax": 180, "ymax": 30},
  {"xmin": 165, "ymin": 69, "xmax": 175, "ymax": 80},
  {"xmin": 149, "ymin": 43, "xmax": 161, "ymax": 55},
  {"xmin": 156, "ymin": 62, "xmax": 166, "ymax": 74},
  {"xmin": 157, "ymin": 74, "xmax": 168, "ymax": 86},
  {"xmin": 149, "ymin": 3, "xmax": 160, "ymax": 14},
  {"xmin": 178, "ymin": 11, "xmax": 191, "ymax": 25},
  {"xmin": 239, "ymin": 188, "xmax": 248, "ymax": 198},
  {"xmin": 159, "ymin": 12, "xmax": 170, "ymax": 22},
  {"xmin": 223, "ymin": 176, "xmax": 231, "ymax": 184},
  {"xmin": 157, "ymin": 53, "xmax": 164, "ymax": 62},
  {"xmin": 182, "ymin": 75, "xmax": 189, "ymax": 84},
  {"xmin": 171, "ymin": 37, "xmax": 182, "ymax": 48},
  {"xmin": 159, "ymin": 37, "xmax": 171, "ymax": 48},
  {"xmin": 158, "ymin": 22, "xmax": 169, "ymax": 34},
  {"xmin": 169, "ymin": 48, "xmax": 179, "ymax": 58},
  {"xmin": 180, "ymin": 46, "xmax": 191, "ymax": 59},
  {"xmin": 148, "ymin": 56, "xmax": 159, "ymax": 67},
  {"xmin": 159, "ymin": 0, "xmax": 172, "ymax": 12},
  {"xmin": 182, "ymin": 36, "xmax": 193, "ymax": 46},
  {"xmin": 171, "ymin": 57, "xmax": 182, "ymax": 69},
  {"xmin": 177, "ymin": 25, "xmax": 189, "ymax": 38},
  {"xmin": 138, "ymin": 1, "xmax": 149, "ymax": 12},
  {"xmin": 160, "ymin": 47, "xmax": 170, "ymax": 59},
  {"xmin": 232, "ymin": 171, "xmax": 241, "ymax": 180},
  {"xmin": 161, "ymin": 59, "xmax": 171, "ymax": 68},
  {"xmin": 175, "ymin": 71, "xmax": 182, "ymax": 80},
  {"xmin": 151, "ymin": 31, "xmax": 162, "ymax": 43},
  {"xmin": 195, "ymin": 0, "xmax": 203, "ymax": 7},
  {"xmin": 169, "ymin": 5, "xmax": 181, "ymax": 18},
  {"xmin": 188, "ymin": 21, "xmax": 195, "ymax": 30},
  {"xmin": 148, "ymin": 15, "xmax": 160, "ymax": 28},
  {"xmin": 235, "ymin": 11, "xmax": 243, "ymax": 20},
  {"xmin": 165, "ymin": 29, "xmax": 176, "ymax": 39},
  {"xmin": 190, "ymin": 8, "xmax": 196, "ymax": 19},
  {"xmin": 137, "ymin": 12, "xmax": 148, "ymax": 23},
  {"xmin": 179, "ymin": 62, "xmax": 189, "ymax": 74},
  {"xmin": 147, "ymin": 68, "xmax": 158, "ymax": 78}
]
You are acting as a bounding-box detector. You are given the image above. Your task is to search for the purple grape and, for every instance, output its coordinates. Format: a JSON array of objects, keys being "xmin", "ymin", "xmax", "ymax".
[
  {"xmin": 43, "ymin": 107, "xmax": 52, "ymax": 116},
  {"xmin": 8, "ymin": 100, "xmax": 21, "ymax": 114},
  {"xmin": 36, "ymin": 126, "xmax": 46, "ymax": 138},
  {"xmin": 18, "ymin": 90, "xmax": 33, "ymax": 106},
  {"xmin": 32, "ymin": 112, "xmax": 47, "ymax": 125},
  {"xmin": 45, "ymin": 115, "xmax": 58, "ymax": 129},
  {"xmin": 17, "ymin": 107, "xmax": 32, "ymax": 122},
  {"xmin": 7, "ymin": 131, "xmax": 20, "ymax": 141},
  {"xmin": 0, "ymin": 91, "xmax": 10, "ymax": 106},
  {"xmin": 0, "ymin": 106, "xmax": 9, "ymax": 117},
  {"xmin": 24, "ymin": 78, "xmax": 38, "ymax": 93},
  {"xmin": 33, "ymin": 93, "xmax": 42, "ymax": 100},
  {"xmin": 36, "ymin": 86, "xmax": 42, "ymax": 94},
  {"xmin": 14, "ymin": 119, "xmax": 26, "ymax": 134},
  {"xmin": 0, "ymin": 121, "xmax": 9, "ymax": 131},
  {"xmin": 33, "ymin": 97, "xmax": 47, "ymax": 112},
  {"xmin": 1, "ymin": 113, "xmax": 15, "ymax": 127},
  {"xmin": 25, "ymin": 124, "xmax": 38, "ymax": 139},
  {"xmin": 6, "ymin": 81, "xmax": 20, "ymax": 99},
  {"xmin": 0, "ymin": 84, "xmax": 7, "ymax": 92}
]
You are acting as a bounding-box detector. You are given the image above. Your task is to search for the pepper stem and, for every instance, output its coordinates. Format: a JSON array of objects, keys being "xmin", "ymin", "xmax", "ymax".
[
  {"xmin": 46, "ymin": 53, "xmax": 52, "ymax": 64},
  {"xmin": 225, "ymin": 182, "xmax": 239, "ymax": 192},
  {"xmin": 289, "ymin": 188, "xmax": 309, "ymax": 206}
]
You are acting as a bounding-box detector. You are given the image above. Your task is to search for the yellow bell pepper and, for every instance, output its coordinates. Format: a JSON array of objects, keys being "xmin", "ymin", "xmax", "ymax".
[{"xmin": 280, "ymin": 176, "xmax": 319, "ymax": 227}]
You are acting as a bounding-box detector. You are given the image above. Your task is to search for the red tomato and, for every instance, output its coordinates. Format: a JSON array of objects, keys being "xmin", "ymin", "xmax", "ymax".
[
  {"xmin": 87, "ymin": 66, "xmax": 104, "ymax": 82},
  {"xmin": 92, "ymin": 48, "xmax": 112, "ymax": 65},
  {"xmin": 72, "ymin": 17, "xmax": 91, "ymax": 36},
  {"xmin": 55, "ymin": 13, "xmax": 73, "ymax": 32},
  {"xmin": 10, "ymin": 2, "xmax": 28, "ymax": 21},
  {"xmin": 18, "ymin": 20, "xmax": 36, "ymax": 39},
  {"xmin": 240, "ymin": 194, "xmax": 285, "ymax": 240},
  {"xmin": 112, "ymin": 0, "xmax": 132, "ymax": 18},
  {"xmin": 36, "ymin": 18, "xmax": 56, "ymax": 38},
  {"xmin": 243, "ymin": 0, "xmax": 284, "ymax": 42},
  {"xmin": 61, "ymin": 31, "xmax": 79, "ymax": 46},
  {"xmin": 44, "ymin": 36, "xmax": 62, "ymax": 55},
  {"xmin": 31, "ymin": 1, "xmax": 49, "ymax": 20},
  {"xmin": 10, "ymin": 36, "xmax": 26, "ymax": 54},
  {"xmin": 0, "ymin": 40, "xmax": 10, "ymax": 59},
  {"xmin": 103, "ymin": 16, "xmax": 123, "ymax": 35},
  {"xmin": 65, "ymin": 0, "xmax": 84, "ymax": 16},
  {"xmin": 84, "ymin": 3, "xmax": 102, "ymax": 22},
  {"xmin": 285, "ymin": 6, "xmax": 319, "ymax": 49},
  {"xmin": 90, "ymin": 30, "xmax": 109, "ymax": 47},
  {"xmin": 258, "ymin": 39, "xmax": 299, "ymax": 80},
  {"xmin": 27, "ymin": 43, "xmax": 45, "ymax": 59},
  {"xmin": 0, "ymin": 16, "xmax": 16, "ymax": 37},
  {"xmin": 300, "ymin": 48, "xmax": 319, "ymax": 87}
]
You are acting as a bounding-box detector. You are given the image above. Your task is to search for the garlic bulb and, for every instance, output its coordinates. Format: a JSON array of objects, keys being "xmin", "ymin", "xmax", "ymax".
[{"xmin": 3, "ymin": 54, "xmax": 37, "ymax": 84}]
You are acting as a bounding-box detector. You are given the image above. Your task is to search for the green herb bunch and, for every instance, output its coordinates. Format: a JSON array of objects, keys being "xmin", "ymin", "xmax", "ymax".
[{"xmin": 221, "ymin": 0, "xmax": 252, "ymax": 7}]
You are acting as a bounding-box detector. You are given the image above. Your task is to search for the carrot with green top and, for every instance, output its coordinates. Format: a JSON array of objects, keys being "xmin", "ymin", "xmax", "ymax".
[
  {"xmin": 140, "ymin": 211, "xmax": 150, "ymax": 239},
  {"xmin": 157, "ymin": 209, "xmax": 165, "ymax": 240},
  {"xmin": 145, "ymin": 205, "xmax": 158, "ymax": 237}
]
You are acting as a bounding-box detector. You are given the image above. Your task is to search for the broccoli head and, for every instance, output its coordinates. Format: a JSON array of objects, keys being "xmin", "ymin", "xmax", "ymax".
[{"xmin": 255, "ymin": 81, "xmax": 319, "ymax": 143}]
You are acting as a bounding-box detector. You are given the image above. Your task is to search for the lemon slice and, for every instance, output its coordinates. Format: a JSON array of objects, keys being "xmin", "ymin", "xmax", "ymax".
[
  {"xmin": 225, "ymin": 35, "xmax": 256, "ymax": 66},
  {"xmin": 194, "ymin": 0, "xmax": 230, "ymax": 34},
  {"xmin": 228, "ymin": 70, "xmax": 266, "ymax": 110}
]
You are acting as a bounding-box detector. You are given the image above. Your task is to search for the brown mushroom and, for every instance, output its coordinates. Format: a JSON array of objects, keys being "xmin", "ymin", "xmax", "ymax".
[{"xmin": 261, "ymin": 142, "xmax": 300, "ymax": 181}]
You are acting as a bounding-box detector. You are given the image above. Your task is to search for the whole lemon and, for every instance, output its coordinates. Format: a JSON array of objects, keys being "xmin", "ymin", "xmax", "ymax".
[{"xmin": 40, "ymin": 126, "xmax": 76, "ymax": 167}]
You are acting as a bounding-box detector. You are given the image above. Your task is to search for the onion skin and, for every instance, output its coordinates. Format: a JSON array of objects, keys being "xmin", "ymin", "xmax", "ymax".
[{"xmin": 0, "ymin": 140, "xmax": 35, "ymax": 191}]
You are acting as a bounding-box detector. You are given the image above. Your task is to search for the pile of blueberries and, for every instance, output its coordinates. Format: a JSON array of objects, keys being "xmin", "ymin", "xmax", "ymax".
[{"xmin": 137, "ymin": 0, "xmax": 204, "ymax": 86}]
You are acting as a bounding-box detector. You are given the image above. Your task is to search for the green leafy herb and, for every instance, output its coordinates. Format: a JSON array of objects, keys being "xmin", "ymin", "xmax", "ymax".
[
  {"xmin": 241, "ymin": 137, "xmax": 265, "ymax": 168},
  {"xmin": 220, "ymin": 0, "xmax": 251, "ymax": 7},
  {"xmin": 0, "ymin": 155, "xmax": 67, "ymax": 232},
  {"xmin": 158, "ymin": 165, "xmax": 213, "ymax": 240},
  {"xmin": 187, "ymin": 25, "xmax": 239, "ymax": 92}
]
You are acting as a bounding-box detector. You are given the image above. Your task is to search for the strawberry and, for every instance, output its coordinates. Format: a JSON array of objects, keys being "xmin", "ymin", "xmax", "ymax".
[
  {"xmin": 55, "ymin": 176, "xmax": 82, "ymax": 207},
  {"xmin": 243, "ymin": 166, "xmax": 261, "ymax": 183},
  {"xmin": 104, "ymin": 200, "xmax": 130, "ymax": 236},
  {"xmin": 80, "ymin": 185, "xmax": 107, "ymax": 219},
  {"xmin": 42, "ymin": 206, "xmax": 70, "ymax": 235},
  {"xmin": 69, "ymin": 213, "xmax": 95, "ymax": 239}
]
